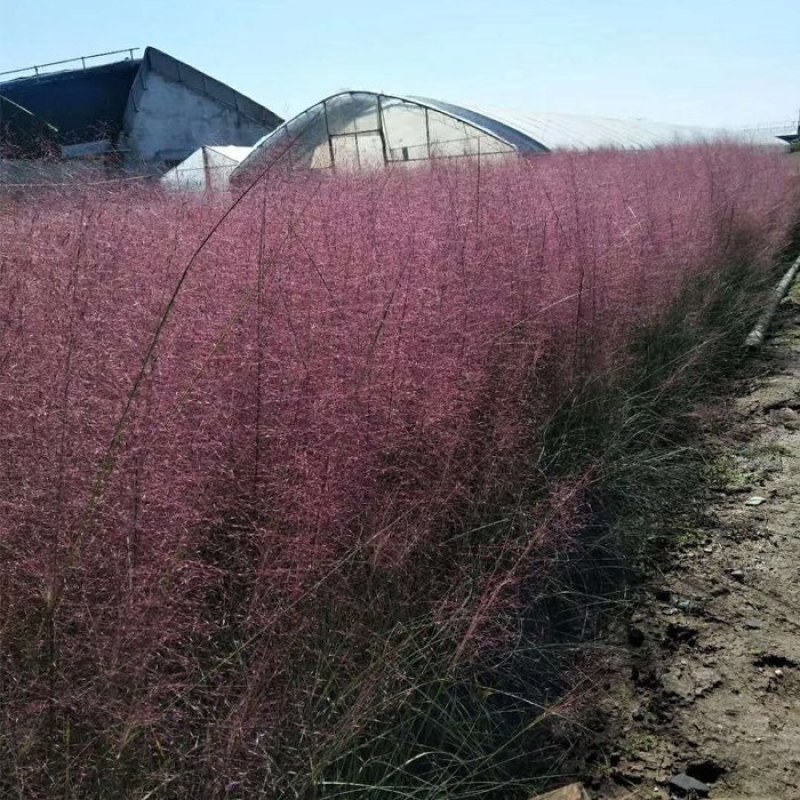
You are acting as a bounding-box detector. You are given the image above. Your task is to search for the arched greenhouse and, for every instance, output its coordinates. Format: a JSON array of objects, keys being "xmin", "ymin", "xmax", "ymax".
[{"xmin": 231, "ymin": 90, "xmax": 785, "ymax": 183}]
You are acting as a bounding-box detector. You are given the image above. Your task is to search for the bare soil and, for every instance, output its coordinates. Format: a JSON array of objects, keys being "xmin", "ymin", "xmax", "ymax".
[{"xmin": 589, "ymin": 293, "xmax": 800, "ymax": 799}]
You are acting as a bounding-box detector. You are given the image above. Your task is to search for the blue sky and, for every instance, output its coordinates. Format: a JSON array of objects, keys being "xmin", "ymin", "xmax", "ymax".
[{"xmin": 1, "ymin": 0, "xmax": 796, "ymax": 128}]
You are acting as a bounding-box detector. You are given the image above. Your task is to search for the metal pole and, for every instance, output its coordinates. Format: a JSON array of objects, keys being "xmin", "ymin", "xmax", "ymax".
[
  {"xmin": 376, "ymin": 95, "xmax": 389, "ymax": 165},
  {"xmin": 424, "ymin": 106, "xmax": 431, "ymax": 159},
  {"xmin": 745, "ymin": 254, "xmax": 800, "ymax": 348},
  {"xmin": 323, "ymin": 101, "xmax": 335, "ymax": 170}
]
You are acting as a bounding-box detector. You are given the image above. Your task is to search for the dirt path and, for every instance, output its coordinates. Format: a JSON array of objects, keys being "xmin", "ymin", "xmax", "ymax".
[{"xmin": 592, "ymin": 293, "xmax": 800, "ymax": 799}]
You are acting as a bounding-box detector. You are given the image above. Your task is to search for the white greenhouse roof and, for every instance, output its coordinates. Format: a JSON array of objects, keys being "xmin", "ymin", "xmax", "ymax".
[
  {"xmin": 242, "ymin": 91, "xmax": 787, "ymax": 162},
  {"xmin": 229, "ymin": 91, "xmax": 790, "ymax": 184},
  {"xmin": 160, "ymin": 144, "xmax": 255, "ymax": 192},
  {"xmin": 412, "ymin": 97, "xmax": 785, "ymax": 151},
  {"xmin": 203, "ymin": 145, "xmax": 254, "ymax": 163}
]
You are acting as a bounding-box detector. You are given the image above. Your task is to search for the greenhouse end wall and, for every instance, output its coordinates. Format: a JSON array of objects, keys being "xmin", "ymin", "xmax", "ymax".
[{"xmin": 234, "ymin": 92, "xmax": 516, "ymax": 180}]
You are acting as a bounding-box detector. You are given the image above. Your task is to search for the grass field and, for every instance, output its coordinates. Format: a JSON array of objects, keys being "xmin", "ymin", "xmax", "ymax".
[{"xmin": 0, "ymin": 143, "xmax": 796, "ymax": 798}]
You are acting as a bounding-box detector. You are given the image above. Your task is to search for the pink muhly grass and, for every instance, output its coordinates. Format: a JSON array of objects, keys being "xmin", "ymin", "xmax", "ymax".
[{"xmin": 0, "ymin": 142, "xmax": 796, "ymax": 794}]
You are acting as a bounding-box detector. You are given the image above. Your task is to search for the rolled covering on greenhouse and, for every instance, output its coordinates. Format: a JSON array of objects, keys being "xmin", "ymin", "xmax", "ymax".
[
  {"xmin": 160, "ymin": 144, "xmax": 253, "ymax": 192},
  {"xmin": 232, "ymin": 90, "xmax": 788, "ymax": 180}
]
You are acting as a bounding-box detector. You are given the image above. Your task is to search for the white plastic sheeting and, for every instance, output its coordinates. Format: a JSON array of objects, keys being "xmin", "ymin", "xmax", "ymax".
[
  {"xmin": 416, "ymin": 98, "xmax": 785, "ymax": 152},
  {"xmin": 233, "ymin": 91, "xmax": 786, "ymax": 181},
  {"xmin": 160, "ymin": 144, "xmax": 253, "ymax": 192},
  {"xmin": 233, "ymin": 92, "xmax": 515, "ymax": 180}
]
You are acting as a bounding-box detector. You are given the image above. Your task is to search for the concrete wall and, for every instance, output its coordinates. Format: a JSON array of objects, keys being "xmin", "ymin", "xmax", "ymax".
[{"xmin": 122, "ymin": 72, "xmax": 267, "ymax": 170}]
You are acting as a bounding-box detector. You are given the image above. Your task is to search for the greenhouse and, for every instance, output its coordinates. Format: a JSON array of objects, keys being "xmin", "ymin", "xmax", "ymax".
[
  {"xmin": 160, "ymin": 145, "xmax": 253, "ymax": 192},
  {"xmin": 232, "ymin": 90, "xmax": 786, "ymax": 181}
]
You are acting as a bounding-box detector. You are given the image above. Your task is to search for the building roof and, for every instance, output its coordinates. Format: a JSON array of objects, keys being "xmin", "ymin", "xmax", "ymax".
[
  {"xmin": 0, "ymin": 59, "xmax": 139, "ymax": 145},
  {"xmin": 735, "ymin": 120, "xmax": 800, "ymax": 144},
  {"xmin": 203, "ymin": 145, "xmax": 254, "ymax": 162},
  {"xmin": 236, "ymin": 91, "xmax": 786, "ymax": 181},
  {"xmin": 0, "ymin": 47, "xmax": 282, "ymax": 147},
  {"xmin": 160, "ymin": 144, "xmax": 254, "ymax": 192},
  {"xmin": 126, "ymin": 48, "xmax": 282, "ymax": 131},
  {"xmin": 411, "ymin": 96, "xmax": 786, "ymax": 151}
]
